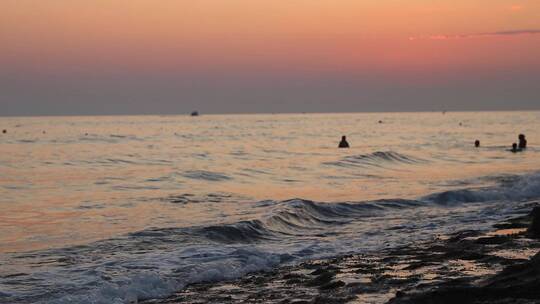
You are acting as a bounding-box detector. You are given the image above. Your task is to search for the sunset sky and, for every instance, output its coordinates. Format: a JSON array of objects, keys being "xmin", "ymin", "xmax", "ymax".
[{"xmin": 1, "ymin": 0, "xmax": 539, "ymax": 115}]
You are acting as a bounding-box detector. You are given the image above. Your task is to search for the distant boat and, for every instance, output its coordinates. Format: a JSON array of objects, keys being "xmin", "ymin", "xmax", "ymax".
[{"xmin": 190, "ymin": 111, "xmax": 199, "ymax": 117}]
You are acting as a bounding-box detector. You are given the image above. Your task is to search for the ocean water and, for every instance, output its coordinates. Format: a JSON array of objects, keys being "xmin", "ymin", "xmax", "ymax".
[{"xmin": 0, "ymin": 112, "xmax": 539, "ymax": 303}]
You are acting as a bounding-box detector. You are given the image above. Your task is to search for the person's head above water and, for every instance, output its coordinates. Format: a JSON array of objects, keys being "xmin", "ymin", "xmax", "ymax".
[
  {"xmin": 475, "ymin": 140, "xmax": 480, "ymax": 147},
  {"xmin": 339, "ymin": 135, "xmax": 350, "ymax": 148},
  {"xmin": 511, "ymin": 143, "xmax": 519, "ymax": 153}
]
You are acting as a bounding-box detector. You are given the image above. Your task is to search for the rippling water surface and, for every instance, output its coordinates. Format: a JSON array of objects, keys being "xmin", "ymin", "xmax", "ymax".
[{"xmin": 1, "ymin": 112, "xmax": 539, "ymax": 303}]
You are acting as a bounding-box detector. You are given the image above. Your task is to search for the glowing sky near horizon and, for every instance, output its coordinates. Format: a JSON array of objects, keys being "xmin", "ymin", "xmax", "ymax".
[{"xmin": 1, "ymin": 0, "xmax": 539, "ymax": 115}]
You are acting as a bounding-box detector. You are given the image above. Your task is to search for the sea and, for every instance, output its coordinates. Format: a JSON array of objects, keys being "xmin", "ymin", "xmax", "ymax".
[{"xmin": 0, "ymin": 111, "xmax": 539, "ymax": 304}]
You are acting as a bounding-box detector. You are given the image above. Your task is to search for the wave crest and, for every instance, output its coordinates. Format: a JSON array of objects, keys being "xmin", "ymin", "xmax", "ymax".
[{"xmin": 325, "ymin": 151, "xmax": 426, "ymax": 169}]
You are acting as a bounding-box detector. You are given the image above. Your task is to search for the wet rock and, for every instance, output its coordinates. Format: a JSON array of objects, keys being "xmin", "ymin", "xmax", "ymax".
[
  {"xmin": 528, "ymin": 207, "xmax": 540, "ymax": 238},
  {"xmin": 389, "ymin": 251, "xmax": 540, "ymax": 304},
  {"xmin": 311, "ymin": 266, "xmax": 338, "ymax": 275},
  {"xmin": 283, "ymin": 272, "xmax": 307, "ymax": 285},
  {"xmin": 283, "ymin": 273, "xmax": 304, "ymax": 280},
  {"xmin": 319, "ymin": 280, "xmax": 345, "ymax": 290},
  {"xmin": 306, "ymin": 271, "xmax": 335, "ymax": 287},
  {"xmin": 476, "ymin": 235, "xmax": 512, "ymax": 245},
  {"xmin": 404, "ymin": 261, "xmax": 438, "ymax": 270},
  {"xmin": 494, "ymin": 214, "xmax": 531, "ymax": 229},
  {"xmin": 285, "ymin": 278, "xmax": 303, "ymax": 285},
  {"xmin": 443, "ymin": 248, "xmax": 486, "ymax": 260},
  {"xmin": 446, "ymin": 230, "xmax": 482, "ymax": 242},
  {"xmin": 313, "ymin": 295, "xmax": 351, "ymax": 304}
]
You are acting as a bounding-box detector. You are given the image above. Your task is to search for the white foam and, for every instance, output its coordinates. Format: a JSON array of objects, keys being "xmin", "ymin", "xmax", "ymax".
[
  {"xmin": 46, "ymin": 247, "xmax": 282, "ymax": 304},
  {"xmin": 423, "ymin": 172, "xmax": 540, "ymax": 205}
]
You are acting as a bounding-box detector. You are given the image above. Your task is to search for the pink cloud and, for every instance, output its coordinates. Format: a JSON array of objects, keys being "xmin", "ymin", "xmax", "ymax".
[{"xmin": 409, "ymin": 29, "xmax": 540, "ymax": 41}]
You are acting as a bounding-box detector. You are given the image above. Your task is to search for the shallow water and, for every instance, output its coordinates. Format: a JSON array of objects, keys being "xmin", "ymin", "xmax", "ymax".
[{"xmin": 0, "ymin": 112, "xmax": 539, "ymax": 303}]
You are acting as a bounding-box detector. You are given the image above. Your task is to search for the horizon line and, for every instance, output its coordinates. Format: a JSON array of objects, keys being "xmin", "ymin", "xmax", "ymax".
[{"xmin": 1, "ymin": 108, "xmax": 540, "ymax": 119}]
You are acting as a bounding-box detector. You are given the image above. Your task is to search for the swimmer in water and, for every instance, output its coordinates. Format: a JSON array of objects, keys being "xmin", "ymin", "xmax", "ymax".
[
  {"xmin": 475, "ymin": 140, "xmax": 480, "ymax": 148},
  {"xmin": 510, "ymin": 143, "xmax": 522, "ymax": 153},
  {"xmin": 338, "ymin": 136, "xmax": 350, "ymax": 148},
  {"xmin": 519, "ymin": 134, "xmax": 527, "ymax": 149}
]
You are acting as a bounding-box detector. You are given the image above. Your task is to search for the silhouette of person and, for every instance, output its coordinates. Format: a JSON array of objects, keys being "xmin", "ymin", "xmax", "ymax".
[
  {"xmin": 475, "ymin": 140, "xmax": 480, "ymax": 148},
  {"xmin": 338, "ymin": 136, "xmax": 350, "ymax": 148},
  {"xmin": 511, "ymin": 143, "xmax": 521, "ymax": 153},
  {"xmin": 519, "ymin": 134, "xmax": 527, "ymax": 149}
]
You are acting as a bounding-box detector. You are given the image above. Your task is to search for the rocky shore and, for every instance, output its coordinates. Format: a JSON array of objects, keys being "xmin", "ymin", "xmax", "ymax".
[{"xmin": 144, "ymin": 203, "xmax": 540, "ymax": 304}]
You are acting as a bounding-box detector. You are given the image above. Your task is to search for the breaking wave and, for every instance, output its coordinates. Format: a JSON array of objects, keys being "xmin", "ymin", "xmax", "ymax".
[{"xmin": 324, "ymin": 151, "xmax": 427, "ymax": 169}]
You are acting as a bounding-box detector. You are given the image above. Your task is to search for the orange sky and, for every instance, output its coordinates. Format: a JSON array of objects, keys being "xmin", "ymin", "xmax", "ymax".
[
  {"xmin": 1, "ymin": 1, "xmax": 539, "ymax": 115},
  {"xmin": 2, "ymin": 0, "xmax": 540, "ymax": 74}
]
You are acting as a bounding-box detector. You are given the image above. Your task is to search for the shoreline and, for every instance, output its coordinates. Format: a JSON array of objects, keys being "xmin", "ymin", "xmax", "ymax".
[{"xmin": 143, "ymin": 202, "xmax": 540, "ymax": 304}]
